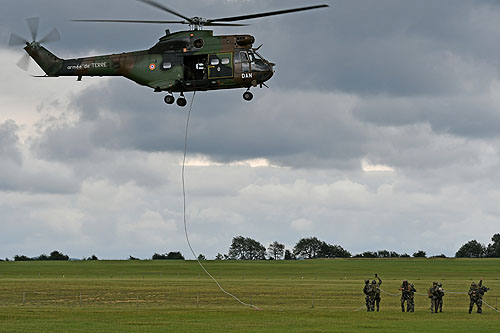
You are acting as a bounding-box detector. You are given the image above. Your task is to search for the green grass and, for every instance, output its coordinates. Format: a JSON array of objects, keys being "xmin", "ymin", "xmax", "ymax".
[{"xmin": 0, "ymin": 259, "xmax": 499, "ymax": 332}]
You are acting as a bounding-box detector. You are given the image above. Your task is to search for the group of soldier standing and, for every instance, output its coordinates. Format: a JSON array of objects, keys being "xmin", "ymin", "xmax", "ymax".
[{"xmin": 363, "ymin": 275, "xmax": 489, "ymax": 313}]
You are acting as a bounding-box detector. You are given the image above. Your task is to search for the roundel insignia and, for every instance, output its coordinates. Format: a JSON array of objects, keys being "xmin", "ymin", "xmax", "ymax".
[{"xmin": 149, "ymin": 63, "xmax": 156, "ymax": 71}]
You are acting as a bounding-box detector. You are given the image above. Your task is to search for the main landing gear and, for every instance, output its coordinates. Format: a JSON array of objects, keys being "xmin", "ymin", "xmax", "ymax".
[
  {"xmin": 243, "ymin": 90, "xmax": 254, "ymax": 101},
  {"xmin": 164, "ymin": 92, "xmax": 187, "ymax": 107}
]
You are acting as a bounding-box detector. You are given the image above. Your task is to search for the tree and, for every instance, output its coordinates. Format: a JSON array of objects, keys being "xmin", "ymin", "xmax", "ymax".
[
  {"xmin": 87, "ymin": 255, "xmax": 98, "ymax": 260},
  {"xmin": 318, "ymin": 242, "xmax": 351, "ymax": 258},
  {"xmin": 486, "ymin": 234, "xmax": 500, "ymax": 258},
  {"xmin": 430, "ymin": 254, "xmax": 447, "ymax": 258},
  {"xmin": 455, "ymin": 240, "xmax": 486, "ymax": 258},
  {"xmin": 389, "ymin": 251, "xmax": 401, "ymax": 258},
  {"xmin": 284, "ymin": 249, "xmax": 295, "ymax": 260},
  {"xmin": 377, "ymin": 250, "xmax": 390, "ymax": 258},
  {"xmin": 197, "ymin": 254, "xmax": 206, "ymax": 261},
  {"xmin": 14, "ymin": 255, "xmax": 33, "ymax": 261},
  {"xmin": 215, "ymin": 253, "xmax": 224, "ymax": 260},
  {"xmin": 293, "ymin": 237, "xmax": 323, "ymax": 259},
  {"xmin": 412, "ymin": 250, "xmax": 427, "ymax": 258},
  {"xmin": 166, "ymin": 252, "xmax": 185, "ymax": 260},
  {"xmin": 152, "ymin": 252, "xmax": 184, "ymax": 260},
  {"xmin": 267, "ymin": 241, "xmax": 285, "ymax": 260},
  {"xmin": 228, "ymin": 236, "xmax": 266, "ymax": 260},
  {"xmin": 353, "ymin": 251, "xmax": 378, "ymax": 258},
  {"xmin": 152, "ymin": 253, "xmax": 167, "ymax": 260},
  {"xmin": 48, "ymin": 251, "xmax": 69, "ymax": 260},
  {"xmin": 129, "ymin": 255, "xmax": 140, "ymax": 260}
]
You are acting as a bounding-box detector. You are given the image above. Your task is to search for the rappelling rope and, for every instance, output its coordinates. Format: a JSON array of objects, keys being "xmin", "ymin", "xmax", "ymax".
[
  {"xmin": 414, "ymin": 292, "xmax": 428, "ymax": 296},
  {"xmin": 352, "ymin": 306, "xmax": 366, "ymax": 312},
  {"xmin": 483, "ymin": 300, "xmax": 500, "ymax": 313},
  {"xmin": 379, "ymin": 288, "xmax": 399, "ymax": 297},
  {"xmin": 182, "ymin": 92, "xmax": 260, "ymax": 311}
]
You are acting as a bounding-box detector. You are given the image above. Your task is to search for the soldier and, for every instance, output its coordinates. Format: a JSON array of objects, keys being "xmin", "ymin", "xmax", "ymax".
[
  {"xmin": 436, "ymin": 282, "xmax": 444, "ymax": 313},
  {"xmin": 428, "ymin": 281, "xmax": 440, "ymax": 313},
  {"xmin": 468, "ymin": 280, "xmax": 489, "ymax": 314},
  {"xmin": 367, "ymin": 274, "xmax": 382, "ymax": 312},
  {"xmin": 363, "ymin": 279, "xmax": 370, "ymax": 311},
  {"xmin": 408, "ymin": 283, "xmax": 417, "ymax": 312},
  {"xmin": 400, "ymin": 280, "xmax": 416, "ymax": 312}
]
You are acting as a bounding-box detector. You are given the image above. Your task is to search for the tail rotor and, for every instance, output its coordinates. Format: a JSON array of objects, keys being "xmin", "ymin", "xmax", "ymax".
[{"xmin": 9, "ymin": 17, "xmax": 61, "ymax": 71}]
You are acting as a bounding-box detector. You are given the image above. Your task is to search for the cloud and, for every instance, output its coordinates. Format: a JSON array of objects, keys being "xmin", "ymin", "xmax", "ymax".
[
  {"xmin": 291, "ymin": 218, "xmax": 313, "ymax": 232},
  {"xmin": 2, "ymin": 0, "xmax": 500, "ymax": 260}
]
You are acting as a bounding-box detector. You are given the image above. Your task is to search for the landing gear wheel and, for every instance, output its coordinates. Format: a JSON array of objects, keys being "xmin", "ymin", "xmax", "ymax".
[
  {"xmin": 243, "ymin": 91, "xmax": 254, "ymax": 101},
  {"xmin": 164, "ymin": 95, "xmax": 175, "ymax": 105},
  {"xmin": 177, "ymin": 97, "xmax": 187, "ymax": 107}
]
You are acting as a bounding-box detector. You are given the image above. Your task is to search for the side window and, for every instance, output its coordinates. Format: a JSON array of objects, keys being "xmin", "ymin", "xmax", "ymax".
[
  {"xmin": 241, "ymin": 52, "xmax": 249, "ymax": 63},
  {"xmin": 240, "ymin": 52, "xmax": 249, "ymax": 72},
  {"xmin": 162, "ymin": 62, "xmax": 172, "ymax": 70},
  {"xmin": 234, "ymin": 51, "xmax": 241, "ymax": 63},
  {"xmin": 208, "ymin": 53, "xmax": 233, "ymax": 79}
]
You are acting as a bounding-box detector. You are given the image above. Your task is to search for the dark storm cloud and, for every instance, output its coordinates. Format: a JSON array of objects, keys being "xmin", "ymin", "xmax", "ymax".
[
  {"xmin": 32, "ymin": 79, "xmax": 367, "ymax": 169},
  {"xmin": 353, "ymin": 95, "xmax": 500, "ymax": 139},
  {"xmin": 5, "ymin": 0, "xmax": 500, "ymax": 259}
]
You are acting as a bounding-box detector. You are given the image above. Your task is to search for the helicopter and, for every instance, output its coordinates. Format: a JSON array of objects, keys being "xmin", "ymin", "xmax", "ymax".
[{"xmin": 9, "ymin": 0, "xmax": 329, "ymax": 107}]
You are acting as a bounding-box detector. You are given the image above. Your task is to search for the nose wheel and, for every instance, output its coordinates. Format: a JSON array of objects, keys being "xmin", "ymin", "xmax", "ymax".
[{"xmin": 243, "ymin": 90, "xmax": 254, "ymax": 101}]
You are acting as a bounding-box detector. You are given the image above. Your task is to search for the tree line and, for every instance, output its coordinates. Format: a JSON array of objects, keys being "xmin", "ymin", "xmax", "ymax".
[
  {"xmin": 215, "ymin": 236, "xmax": 435, "ymax": 260},
  {"xmin": 1, "ymin": 234, "xmax": 499, "ymax": 261},
  {"xmin": 455, "ymin": 234, "xmax": 500, "ymax": 258}
]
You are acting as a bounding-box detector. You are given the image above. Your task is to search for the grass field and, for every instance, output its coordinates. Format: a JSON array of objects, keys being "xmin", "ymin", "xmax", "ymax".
[{"xmin": 0, "ymin": 259, "xmax": 499, "ymax": 332}]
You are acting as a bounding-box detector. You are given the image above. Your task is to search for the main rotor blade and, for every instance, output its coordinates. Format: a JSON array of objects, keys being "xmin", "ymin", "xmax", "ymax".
[
  {"xmin": 71, "ymin": 19, "xmax": 187, "ymax": 24},
  {"xmin": 9, "ymin": 33, "xmax": 28, "ymax": 47},
  {"xmin": 137, "ymin": 0, "xmax": 192, "ymax": 23},
  {"xmin": 208, "ymin": 4, "xmax": 329, "ymax": 23},
  {"xmin": 16, "ymin": 53, "xmax": 31, "ymax": 71},
  {"xmin": 39, "ymin": 27, "xmax": 61, "ymax": 44},
  {"xmin": 26, "ymin": 17, "xmax": 40, "ymax": 41},
  {"xmin": 204, "ymin": 22, "xmax": 248, "ymax": 27}
]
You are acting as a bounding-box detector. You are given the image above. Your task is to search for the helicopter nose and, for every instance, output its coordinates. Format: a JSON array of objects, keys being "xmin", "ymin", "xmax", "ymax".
[{"xmin": 266, "ymin": 63, "xmax": 275, "ymax": 80}]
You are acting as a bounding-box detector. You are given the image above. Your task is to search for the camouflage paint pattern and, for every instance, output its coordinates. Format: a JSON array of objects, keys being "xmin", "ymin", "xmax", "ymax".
[{"xmin": 24, "ymin": 30, "xmax": 274, "ymax": 93}]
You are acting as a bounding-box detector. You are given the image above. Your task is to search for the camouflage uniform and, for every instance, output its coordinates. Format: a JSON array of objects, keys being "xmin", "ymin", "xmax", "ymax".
[
  {"xmin": 400, "ymin": 280, "xmax": 416, "ymax": 312},
  {"xmin": 367, "ymin": 276, "xmax": 382, "ymax": 312},
  {"xmin": 468, "ymin": 280, "xmax": 488, "ymax": 314},
  {"xmin": 363, "ymin": 280, "xmax": 370, "ymax": 311},
  {"xmin": 408, "ymin": 283, "xmax": 416, "ymax": 312},
  {"xmin": 436, "ymin": 282, "xmax": 444, "ymax": 312},
  {"xmin": 428, "ymin": 281, "xmax": 440, "ymax": 313}
]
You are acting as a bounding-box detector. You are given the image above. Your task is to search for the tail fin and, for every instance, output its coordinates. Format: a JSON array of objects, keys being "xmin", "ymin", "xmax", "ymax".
[{"xmin": 24, "ymin": 43, "xmax": 63, "ymax": 76}]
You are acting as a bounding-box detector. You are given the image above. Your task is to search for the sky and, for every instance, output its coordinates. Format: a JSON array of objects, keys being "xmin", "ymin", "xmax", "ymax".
[{"xmin": 1, "ymin": 0, "xmax": 500, "ymax": 259}]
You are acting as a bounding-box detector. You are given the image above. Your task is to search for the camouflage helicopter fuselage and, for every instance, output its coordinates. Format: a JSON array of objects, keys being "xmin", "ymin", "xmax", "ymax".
[{"xmin": 25, "ymin": 29, "xmax": 274, "ymax": 101}]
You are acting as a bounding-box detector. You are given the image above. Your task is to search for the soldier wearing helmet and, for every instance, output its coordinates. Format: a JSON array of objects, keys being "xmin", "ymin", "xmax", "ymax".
[
  {"xmin": 428, "ymin": 281, "xmax": 440, "ymax": 313},
  {"xmin": 363, "ymin": 279, "xmax": 370, "ymax": 311},
  {"xmin": 436, "ymin": 282, "xmax": 445, "ymax": 312},
  {"xmin": 468, "ymin": 279, "xmax": 489, "ymax": 314},
  {"xmin": 400, "ymin": 280, "xmax": 416, "ymax": 312},
  {"xmin": 366, "ymin": 274, "xmax": 382, "ymax": 312}
]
